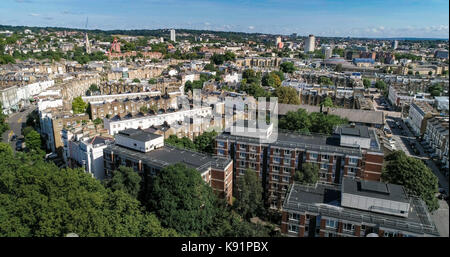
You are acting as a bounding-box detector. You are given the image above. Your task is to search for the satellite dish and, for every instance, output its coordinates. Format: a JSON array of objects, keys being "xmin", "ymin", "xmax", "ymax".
[{"xmin": 366, "ymin": 233, "xmax": 379, "ymax": 237}]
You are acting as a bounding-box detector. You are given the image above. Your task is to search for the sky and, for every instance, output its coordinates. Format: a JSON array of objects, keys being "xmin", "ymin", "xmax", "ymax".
[{"xmin": 1, "ymin": 0, "xmax": 449, "ymax": 38}]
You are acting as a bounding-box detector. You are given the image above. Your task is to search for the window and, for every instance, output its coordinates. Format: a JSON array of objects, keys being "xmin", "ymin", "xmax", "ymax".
[
  {"xmin": 342, "ymin": 223, "xmax": 355, "ymax": 232},
  {"xmin": 322, "ymin": 154, "xmax": 329, "ymax": 161},
  {"xmin": 272, "ymin": 166, "xmax": 280, "ymax": 172},
  {"xmin": 239, "ymin": 169, "xmax": 245, "ymax": 175},
  {"xmin": 282, "ymin": 176, "xmax": 290, "ymax": 183},
  {"xmin": 325, "ymin": 219, "xmax": 337, "ymax": 229},
  {"xmin": 321, "ymin": 163, "xmax": 328, "ymax": 170},
  {"xmin": 284, "ymin": 158, "xmax": 290, "ymax": 165},
  {"xmin": 288, "ymin": 224, "xmax": 299, "ymax": 233},
  {"xmin": 274, "ymin": 148, "xmax": 280, "ymax": 155},
  {"xmin": 250, "ymin": 146, "xmax": 257, "ymax": 151},
  {"xmin": 285, "ymin": 149, "xmax": 291, "ymax": 155},
  {"xmin": 273, "ymin": 157, "xmax": 281, "ymax": 164},
  {"xmin": 218, "ymin": 142, "xmax": 225, "ymax": 148},
  {"xmin": 240, "ymin": 144, "xmax": 247, "ymax": 149},
  {"xmin": 240, "ymin": 153, "xmax": 246, "ymax": 158},
  {"xmin": 272, "ymin": 175, "xmax": 279, "ymax": 181},
  {"xmin": 283, "ymin": 167, "xmax": 290, "ymax": 173},
  {"xmin": 240, "ymin": 161, "xmax": 245, "ymax": 167},
  {"xmin": 249, "ymin": 162, "xmax": 256, "ymax": 169},
  {"xmin": 289, "ymin": 213, "xmax": 300, "ymax": 221},
  {"xmin": 249, "ymin": 153, "xmax": 256, "ymax": 160},
  {"xmin": 349, "ymin": 157, "xmax": 358, "ymax": 165},
  {"xmin": 218, "ymin": 149, "xmax": 225, "ymax": 155},
  {"xmin": 383, "ymin": 231, "xmax": 398, "ymax": 237},
  {"xmin": 310, "ymin": 153, "xmax": 318, "ymax": 160}
]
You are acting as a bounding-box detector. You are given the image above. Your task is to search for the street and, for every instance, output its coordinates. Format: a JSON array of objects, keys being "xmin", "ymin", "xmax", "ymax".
[
  {"xmin": 1, "ymin": 106, "xmax": 36, "ymax": 151},
  {"xmin": 375, "ymin": 95, "xmax": 449, "ymax": 237}
]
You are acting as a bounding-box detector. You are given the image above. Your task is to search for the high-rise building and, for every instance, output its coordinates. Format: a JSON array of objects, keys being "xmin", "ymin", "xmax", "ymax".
[
  {"xmin": 85, "ymin": 33, "xmax": 91, "ymax": 54},
  {"xmin": 276, "ymin": 36, "xmax": 282, "ymax": 45},
  {"xmin": 304, "ymin": 34, "xmax": 315, "ymax": 53},
  {"xmin": 322, "ymin": 45, "xmax": 333, "ymax": 59},
  {"xmin": 170, "ymin": 29, "xmax": 176, "ymax": 42},
  {"xmin": 392, "ymin": 40, "xmax": 399, "ymax": 50}
]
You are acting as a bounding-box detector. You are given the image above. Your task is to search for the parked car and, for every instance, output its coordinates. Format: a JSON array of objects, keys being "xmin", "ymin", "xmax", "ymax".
[{"xmin": 11, "ymin": 135, "xmax": 17, "ymax": 141}]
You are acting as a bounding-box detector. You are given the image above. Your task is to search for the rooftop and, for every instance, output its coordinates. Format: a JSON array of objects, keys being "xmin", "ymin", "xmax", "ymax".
[
  {"xmin": 283, "ymin": 181, "xmax": 439, "ymax": 236},
  {"xmin": 105, "ymin": 144, "xmax": 231, "ymax": 173}
]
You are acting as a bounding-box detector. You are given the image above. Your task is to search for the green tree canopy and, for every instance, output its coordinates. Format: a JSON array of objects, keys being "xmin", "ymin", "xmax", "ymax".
[
  {"xmin": 145, "ymin": 163, "xmax": 217, "ymax": 236},
  {"xmin": 193, "ymin": 130, "xmax": 218, "ymax": 154},
  {"xmin": 24, "ymin": 129, "xmax": 41, "ymax": 151},
  {"xmin": 428, "ymin": 83, "xmax": 443, "ymax": 97},
  {"xmin": 381, "ymin": 151, "xmax": 439, "ymax": 212},
  {"xmin": 274, "ymin": 86, "xmax": 300, "ymax": 104},
  {"xmin": 279, "ymin": 108, "xmax": 348, "ymax": 134},
  {"xmin": 234, "ymin": 169, "xmax": 264, "ymax": 220},
  {"xmin": 374, "ymin": 80, "xmax": 387, "ymax": 91},
  {"xmin": 72, "ymin": 96, "xmax": 88, "ymax": 114},
  {"xmin": 0, "ymin": 149, "xmax": 176, "ymax": 237},
  {"xmin": 262, "ymin": 72, "xmax": 282, "ymax": 88},
  {"xmin": 105, "ymin": 166, "xmax": 142, "ymax": 199},
  {"xmin": 0, "ymin": 102, "xmax": 9, "ymax": 140},
  {"xmin": 321, "ymin": 96, "xmax": 334, "ymax": 108},
  {"xmin": 294, "ymin": 163, "xmax": 319, "ymax": 184},
  {"xmin": 280, "ymin": 62, "xmax": 296, "ymax": 73},
  {"xmin": 363, "ymin": 78, "xmax": 371, "ymax": 88}
]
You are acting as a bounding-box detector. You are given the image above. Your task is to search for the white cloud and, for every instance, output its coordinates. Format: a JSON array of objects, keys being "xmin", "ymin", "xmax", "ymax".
[{"xmin": 248, "ymin": 25, "xmax": 255, "ymax": 30}]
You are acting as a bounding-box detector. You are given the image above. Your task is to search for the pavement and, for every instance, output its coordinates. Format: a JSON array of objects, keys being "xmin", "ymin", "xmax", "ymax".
[
  {"xmin": 1, "ymin": 105, "xmax": 36, "ymax": 151},
  {"xmin": 431, "ymin": 200, "xmax": 449, "ymax": 237}
]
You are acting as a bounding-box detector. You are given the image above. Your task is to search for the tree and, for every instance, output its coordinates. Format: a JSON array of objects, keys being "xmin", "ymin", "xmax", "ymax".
[
  {"xmin": 165, "ymin": 135, "xmax": 196, "ymax": 150},
  {"xmin": 294, "ymin": 163, "xmax": 319, "ymax": 184},
  {"xmin": 279, "ymin": 108, "xmax": 311, "ymax": 133},
  {"xmin": 382, "ymin": 151, "xmax": 439, "ymax": 212},
  {"xmin": 93, "ymin": 118, "xmax": 103, "ymax": 126},
  {"xmin": 280, "ymin": 62, "xmax": 296, "ymax": 73},
  {"xmin": 334, "ymin": 64, "xmax": 343, "ymax": 72},
  {"xmin": 139, "ymin": 106, "xmax": 149, "ymax": 114},
  {"xmin": 274, "ymin": 86, "xmax": 300, "ymax": 104},
  {"xmin": 193, "ymin": 130, "xmax": 217, "ymax": 154},
  {"xmin": 89, "ymin": 84, "xmax": 99, "ymax": 92},
  {"xmin": 374, "ymin": 80, "xmax": 387, "ymax": 91},
  {"xmin": 145, "ymin": 163, "xmax": 217, "ymax": 236},
  {"xmin": 234, "ymin": 169, "xmax": 264, "ymax": 220},
  {"xmin": 72, "ymin": 96, "xmax": 88, "ymax": 114},
  {"xmin": 106, "ymin": 166, "xmax": 141, "ymax": 199},
  {"xmin": 148, "ymin": 78, "xmax": 157, "ymax": 84},
  {"xmin": 262, "ymin": 72, "xmax": 282, "ymax": 88},
  {"xmin": 24, "ymin": 129, "xmax": 41, "ymax": 151},
  {"xmin": 322, "ymin": 97, "xmax": 334, "ymax": 108},
  {"xmin": 279, "ymin": 108, "xmax": 348, "ymax": 135},
  {"xmin": 0, "ymin": 150, "xmax": 176, "ymax": 237},
  {"xmin": 428, "ymin": 83, "xmax": 443, "ymax": 97},
  {"xmin": 319, "ymin": 76, "xmax": 333, "ymax": 85},
  {"xmin": 0, "ymin": 102, "xmax": 9, "ymax": 141},
  {"xmin": 363, "ymin": 78, "xmax": 371, "ymax": 88},
  {"xmin": 132, "ymin": 78, "xmax": 141, "ymax": 83}
]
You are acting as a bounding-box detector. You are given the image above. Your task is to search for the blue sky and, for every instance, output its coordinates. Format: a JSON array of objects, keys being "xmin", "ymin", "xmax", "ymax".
[{"xmin": 1, "ymin": 0, "xmax": 449, "ymax": 38}]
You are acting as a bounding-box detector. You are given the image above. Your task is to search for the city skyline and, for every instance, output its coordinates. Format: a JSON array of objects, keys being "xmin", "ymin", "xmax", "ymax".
[{"xmin": 1, "ymin": 0, "xmax": 449, "ymax": 38}]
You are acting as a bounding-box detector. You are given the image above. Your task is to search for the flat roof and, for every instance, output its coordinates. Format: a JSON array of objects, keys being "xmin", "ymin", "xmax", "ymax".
[
  {"xmin": 335, "ymin": 125, "xmax": 370, "ymax": 138},
  {"xmin": 342, "ymin": 177, "xmax": 409, "ymax": 203},
  {"xmin": 105, "ymin": 144, "xmax": 231, "ymax": 173},
  {"xmin": 118, "ymin": 128, "xmax": 163, "ymax": 142},
  {"xmin": 283, "ymin": 182, "xmax": 439, "ymax": 236}
]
